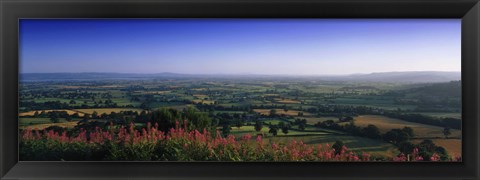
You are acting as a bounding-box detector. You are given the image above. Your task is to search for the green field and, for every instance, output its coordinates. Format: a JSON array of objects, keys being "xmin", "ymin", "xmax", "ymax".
[
  {"xmin": 74, "ymin": 108, "xmax": 144, "ymax": 115},
  {"xmin": 19, "ymin": 117, "xmax": 78, "ymax": 128},
  {"xmin": 19, "ymin": 76, "xmax": 462, "ymax": 160}
]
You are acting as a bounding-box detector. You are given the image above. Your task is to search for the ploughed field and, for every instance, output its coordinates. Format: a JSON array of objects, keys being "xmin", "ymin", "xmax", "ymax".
[{"xmin": 18, "ymin": 77, "xmax": 462, "ymax": 161}]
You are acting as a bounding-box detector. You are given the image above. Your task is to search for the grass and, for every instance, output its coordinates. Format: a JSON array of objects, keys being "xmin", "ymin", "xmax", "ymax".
[
  {"xmin": 253, "ymin": 109, "xmax": 312, "ymax": 117},
  {"xmin": 352, "ymin": 115, "xmax": 462, "ymax": 138},
  {"xmin": 31, "ymin": 98, "xmax": 72, "ymax": 104},
  {"xmin": 153, "ymin": 105, "xmax": 191, "ymax": 111},
  {"xmin": 112, "ymin": 98, "xmax": 142, "ymax": 107},
  {"xmin": 74, "ymin": 108, "xmax": 144, "ymax": 115},
  {"xmin": 19, "ymin": 110, "xmax": 85, "ymax": 117},
  {"xmin": 19, "ymin": 118, "xmax": 62, "ymax": 126},
  {"xmin": 263, "ymin": 119, "xmax": 291, "ymax": 125},
  {"xmin": 20, "ymin": 121, "xmax": 79, "ymax": 130},
  {"xmin": 229, "ymin": 125, "xmax": 270, "ymax": 136}
]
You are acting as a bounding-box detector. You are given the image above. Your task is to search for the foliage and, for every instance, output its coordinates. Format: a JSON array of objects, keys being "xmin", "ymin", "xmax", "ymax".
[
  {"xmin": 254, "ymin": 120, "xmax": 263, "ymax": 132},
  {"xmin": 383, "ymin": 129, "xmax": 409, "ymax": 145},
  {"xmin": 443, "ymin": 127, "xmax": 451, "ymax": 138},
  {"xmin": 268, "ymin": 125, "xmax": 278, "ymax": 136},
  {"xmin": 20, "ymin": 121, "xmax": 370, "ymax": 161},
  {"xmin": 362, "ymin": 125, "xmax": 381, "ymax": 139}
]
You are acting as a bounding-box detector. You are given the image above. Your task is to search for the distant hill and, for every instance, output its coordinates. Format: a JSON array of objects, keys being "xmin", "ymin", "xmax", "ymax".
[
  {"xmin": 20, "ymin": 71, "xmax": 461, "ymax": 83},
  {"xmin": 321, "ymin": 71, "xmax": 460, "ymax": 83},
  {"xmin": 400, "ymin": 80, "xmax": 461, "ymax": 99},
  {"xmin": 387, "ymin": 81, "xmax": 461, "ymax": 111}
]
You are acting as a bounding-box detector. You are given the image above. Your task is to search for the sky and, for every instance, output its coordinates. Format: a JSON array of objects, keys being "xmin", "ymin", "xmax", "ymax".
[{"xmin": 19, "ymin": 19, "xmax": 461, "ymax": 75}]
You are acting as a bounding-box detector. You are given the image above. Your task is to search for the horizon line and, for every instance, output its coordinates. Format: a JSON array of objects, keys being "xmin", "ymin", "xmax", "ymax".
[{"xmin": 20, "ymin": 70, "xmax": 462, "ymax": 76}]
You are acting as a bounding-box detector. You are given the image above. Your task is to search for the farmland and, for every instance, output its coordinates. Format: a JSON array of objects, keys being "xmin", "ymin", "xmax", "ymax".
[
  {"xmin": 352, "ymin": 115, "xmax": 461, "ymax": 138},
  {"xmin": 19, "ymin": 72, "xmax": 462, "ymax": 161}
]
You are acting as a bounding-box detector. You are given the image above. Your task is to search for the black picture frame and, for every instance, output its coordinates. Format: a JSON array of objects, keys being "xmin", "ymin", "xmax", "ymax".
[{"xmin": 1, "ymin": 0, "xmax": 479, "ymax": 179}]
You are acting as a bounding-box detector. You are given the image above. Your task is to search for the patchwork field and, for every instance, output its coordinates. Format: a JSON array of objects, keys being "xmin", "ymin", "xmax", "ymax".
[
  {"xmin": 19, "ymin": 74, "xmax": 462, "ymax": 161},
  {"xmin": 352, "ymin": 115, "xmax": 462, "ymax": 138}
]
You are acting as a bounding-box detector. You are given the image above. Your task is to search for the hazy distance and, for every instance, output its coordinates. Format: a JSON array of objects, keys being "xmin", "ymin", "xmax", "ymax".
[{"xmin": 20, "ymin": 71, "xmax": 461, "ymax": 84}]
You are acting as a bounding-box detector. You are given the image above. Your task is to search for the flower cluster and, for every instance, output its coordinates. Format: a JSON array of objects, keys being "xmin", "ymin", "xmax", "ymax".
[{"xmin": 19, "ymin": 121, "xmax": 459, "ymax": 162}]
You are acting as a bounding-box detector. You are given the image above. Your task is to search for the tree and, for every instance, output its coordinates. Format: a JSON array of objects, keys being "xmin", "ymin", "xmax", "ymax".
[
  {"xmin": 362, "ymin": 124, "xmax": 381, "ymax": 139},
  {"xmin": 235, "ymin": 120, "xmax": 243, "ymax": 129},
  {"xmin": 254, "ymin": 120, "xmax": 263, "ymax": 132},
  {"xmin": 33, "ymin": 111, "xmax": 39, "ymax": 117},
  {"xmin": 332, "ymin": 140, "xmax": 344, "ymax": 155},
  {"xmin": 268, "ymin": 125, "xmax": 278, "ymax": 136},
  {"xmin": 45, "ymin": 126, "xmax": 66, "ymax": 134},
  {"xmin": 397, "ymin": 141, "xmax": 415, "ymax": 154},
  {"xmin": 269, "ymin": 109, "xmax": 277, "ymax": 117},
  {"xmin": 152, "ymin": 108, "xmax": 174, "ymax": 127},
  {"xmin": 434, "ymin": 146, "xmax": 449, "ymax": 160},
  {"xmin": 402, "ymin": 126, "xmax": 415, "ymax": 139},
  {"xmin": 281, "ymin": 126, "xmax": 289, "ymax": 135},
  {"xmin": 278, "ymin": 121, "xmax": 286, "ymax": 129},
  {"xmin": 91, "ymin": 111, "xmax": 99, "ymax": 119},
  {"xmin": 344, "ymin": 121, "xmax": 362, "ymax": 135},
  {"xmin": 339, "ymin": 116, "xmax": 354, "ymax": 122},
  {"xmin": 221, "ymin": 124, "xmax": 231, "ymax": 137},
  {"xmin": 39, "ymin": 111, "xmax": 47, "ymax": 118},
  {"xmin": 71, "ymin": 113, "xmax": 80, "ymax": 118},
  {"xmin": 298, "ymin": 123, "xmax": 306, "ymax": 131},
  {"xmin": 50, "ymin": 116, "xmax": 59, "ymax": 123},
  {"xmin": 82, "ymin": 114, "xmax": 90, "ymax": 122},
  {"xmin": 443, "ymin": 127, "xmax": 451, "ymax": 139},
  {"xmin": 297, "ymin": 112, "xmax": 304, "ymax": 117},
  {"xmin": 383, "ymin": 129, "xmax": 409, "ymax": 145},
  {"xmin": 416, "ymin": 139, "xmax": 449, "ymax": 161},
  {"xmin": 183, "ymin": 107, "xmax": 212, "ymax": 131}
]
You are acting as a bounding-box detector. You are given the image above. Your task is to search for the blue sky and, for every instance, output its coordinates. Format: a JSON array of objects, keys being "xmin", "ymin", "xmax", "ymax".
[{"xmin": 19, "ymin": 19, "xmax": 461, "ymax": 75}]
